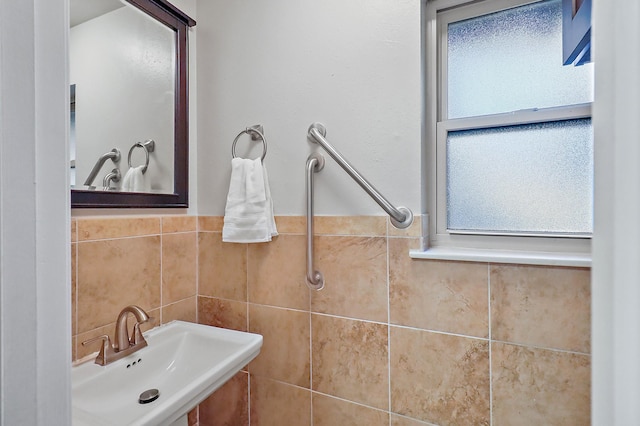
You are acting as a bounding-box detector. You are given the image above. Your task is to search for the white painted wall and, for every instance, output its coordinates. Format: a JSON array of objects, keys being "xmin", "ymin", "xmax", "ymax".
[
  {"xmin": 0, "ymin": 0, "xmax": 71, "ymax": 424},
  {"xmin": 71, "ymin": 5, "xmax": 176, "ymax": 192},
  {"xmin": 196, "ymin": 0, "xmax": 421, "ymax": 216},
  {"xmin": 592, "ymin": 1, "xmax": 640, "ymax": 424}
]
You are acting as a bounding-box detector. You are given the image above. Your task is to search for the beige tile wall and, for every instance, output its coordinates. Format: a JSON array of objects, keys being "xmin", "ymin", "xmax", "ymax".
[
  {"xmin": 71, "ymin": 216, "xmax": 198, "ymax": 361},
  {"xmin": 71, "ymin": 214, "xmax": 591, "ymax": 426},
  {"xmin": 196, "ymin": 215, "xmax": 591, "ymax": 426}
]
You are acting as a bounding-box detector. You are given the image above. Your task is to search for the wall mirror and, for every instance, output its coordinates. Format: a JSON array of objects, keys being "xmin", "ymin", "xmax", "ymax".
[{"xmin": 70, "ymin": 0, "xmax": 195, "ymax": 208}]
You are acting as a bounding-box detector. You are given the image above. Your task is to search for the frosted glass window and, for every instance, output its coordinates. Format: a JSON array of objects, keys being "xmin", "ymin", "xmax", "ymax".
[
  {"xmin": 447, "ymin": 0, "xmax": 593, "ymax": 119},
  {"xmin": 446, "ymin": 119, "xmax": 593, "ymax": 234}
]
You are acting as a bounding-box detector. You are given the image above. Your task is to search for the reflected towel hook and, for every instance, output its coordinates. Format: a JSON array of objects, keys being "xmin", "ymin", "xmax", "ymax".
[
  {"xmin": 232, "ymin": 125, "xmax": 267, "ymax": 161},
  {"xmin": 128, "ymin": 139, "xmax": 155, "ymax": 174}
]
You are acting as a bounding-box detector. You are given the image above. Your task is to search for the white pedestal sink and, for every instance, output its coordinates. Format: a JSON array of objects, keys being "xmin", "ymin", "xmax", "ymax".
[{"xmin": 72, "ymin": 321, "xmax": 263, "ymax": 426}]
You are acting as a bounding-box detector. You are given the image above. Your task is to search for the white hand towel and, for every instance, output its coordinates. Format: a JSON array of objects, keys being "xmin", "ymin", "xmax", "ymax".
[
  {"xmin": 262, "ymin": 165, "xmax": 278, "ymax": 238},
  {"xmin": 121, "ymin": 166, "xmax": 150, "ymax": 192},
  {"xmin": 222, "ymin": 158, "xmax": 278, "ymax": 243}
]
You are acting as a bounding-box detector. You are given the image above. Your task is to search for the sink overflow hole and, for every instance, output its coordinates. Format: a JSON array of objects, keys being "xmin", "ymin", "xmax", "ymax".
[{"xmin": 138, "ymin": 388, "xmax": 160, "ymax": 404}]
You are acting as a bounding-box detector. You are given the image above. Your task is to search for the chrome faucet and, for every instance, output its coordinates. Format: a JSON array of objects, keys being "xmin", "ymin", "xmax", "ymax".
[{"xmin": 82, "ymin": 305, "xmax": 152, "ymax": 366}]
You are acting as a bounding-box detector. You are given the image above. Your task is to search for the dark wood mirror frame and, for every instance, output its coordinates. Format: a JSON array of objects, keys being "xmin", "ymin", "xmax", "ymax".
[{"xmin": 71, "ymin": 0, "xmax": 196, "ymax": 208}]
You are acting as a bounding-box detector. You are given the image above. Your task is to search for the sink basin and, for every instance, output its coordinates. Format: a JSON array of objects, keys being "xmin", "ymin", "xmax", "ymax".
[{"xmin": 72, "ymin": 321, "xmax": 262, "ymax": 426}]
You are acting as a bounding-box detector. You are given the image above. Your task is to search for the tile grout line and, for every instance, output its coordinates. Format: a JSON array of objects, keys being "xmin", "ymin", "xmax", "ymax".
[
  {"xmin": 390, "ymin": 322, "xmax": 491, "ymax": 342},
  {"xmin": 246, "ymin": 242, "xmax": 251, "ymax": 425},
  {"xmin": 194, "ymin": 220, "xmax": 200, "ymax": 426},
  {"xmin": 76, "ymin": 231, "xmax": 182, "ymax": 241},
  {"xmin": 490, "ymin": 339, "xmax": 591, "ymax": 356},
  {"xmin": 73, "ymin": 225, "xmax": 79, "ymax": 360},
  {"xmin": 232, "ymin": 298, "xmax": 538, "ymax": 346},
  {"xmin": 164, "ymin": 296, "xmax": 196, "ymax": 307},
  {"xmin": 310, "ymin": 388, "xmax": 429, "ymax": 423},
  {"xmin": 309, "ymin": 286, "xmax": 314, "ymax": 426},
  {"xmin": 245, "ymin": 242, "xmax": 249, "ymax": 332},
  {"xmin": 159, "ymin": 220, "xmax": 163, "ymax": 325},
  {"xmin": 488, "ymin": 263, "xmax": 493, "ymax": 426},
  {"xmin": 247, "ymin": 370, "xmax": 251, "ymax": 426},
  {"xmin": 386, "ymin": 223, "xmax": 392, "ymax": 425},
  {"xmin": 195, "ymin": 218, "xmax": 200, "ymax": 325}
]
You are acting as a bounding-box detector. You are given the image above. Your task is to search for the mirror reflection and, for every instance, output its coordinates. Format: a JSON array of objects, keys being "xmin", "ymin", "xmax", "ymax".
[{"xmin": 70, "ymin": 0, "xmax": 176, "ymax": 194}]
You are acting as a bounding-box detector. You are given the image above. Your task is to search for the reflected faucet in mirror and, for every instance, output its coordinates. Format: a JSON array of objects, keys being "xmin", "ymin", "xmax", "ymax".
[{"xmin": 81, "ymin": 305, "xmax": 152, "ymax": 366}]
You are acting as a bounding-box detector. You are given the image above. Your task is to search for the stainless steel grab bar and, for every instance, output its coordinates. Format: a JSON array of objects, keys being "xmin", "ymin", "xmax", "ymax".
[
  {"xmin": 304, "ymin": 123, "xmax": 414, "ymax": 291},
  {"xmin": 83, "ymin": 148, "xmax": 121, "ymax": 187},
  {"xmin": 306, "ymin": 153, "xmax": 325, "ymax": 290},
  {"xmin": 307, "ymin": 122, "xmax": 413, "ymax": 229}
]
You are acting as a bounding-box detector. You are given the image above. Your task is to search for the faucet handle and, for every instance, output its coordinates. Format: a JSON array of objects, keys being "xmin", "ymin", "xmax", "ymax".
[
  {"xmin": 82, "ymin": 334, "xmax": 112, "ymax": 348},
  {"xmin": 81, "ymin": 335, "xmax": 114, "ymax": 366},
  {"xmin": 131, "ymin": 317, "xmax": 153, "ymax": 346}
]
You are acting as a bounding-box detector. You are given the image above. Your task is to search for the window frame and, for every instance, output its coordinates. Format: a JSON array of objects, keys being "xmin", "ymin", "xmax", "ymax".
[{"xmin": 419, "ymin": 0, "xmax": 593, "ymax": 263}]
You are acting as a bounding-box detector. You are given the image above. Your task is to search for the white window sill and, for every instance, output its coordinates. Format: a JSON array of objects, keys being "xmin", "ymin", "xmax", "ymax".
[{"xmin": 409, "ymin": 247, "xmax": 591, "ymax": 267}]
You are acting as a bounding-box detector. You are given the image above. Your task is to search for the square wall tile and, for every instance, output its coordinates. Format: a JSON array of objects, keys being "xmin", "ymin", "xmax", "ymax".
[
  {"xmin": 77, "ymin": 236, "xmax": 161, "ymax": 333},
  {"xmin": 162, "ymin": 297, "xmax": 197, "ymax": 324},
  {"xmin": 248, "ymin": 304, "xmax": 310, "ymax": 388},
  {"xmin": 198, "ymin": 296, "xmax": 247, "ymax": 332},
  {"xmin": 162, "ymin": 232, "xmax": 197, "ymax": 304},
  {"xmin": 314, "ymin": 216, "xmax": 386, "ymax": 236},
  {"xmin": 491, "ymin": 265, "xmax": 591, "ymax": 353},
  {"xmin": 198, "ymin": 216, "xmax": 223, "ymax": 232},
  {"xmin": 248, "ymin": 235, "xmax": 310, "ymax": 311},
  {"xmin": 162, "ymin": 215, "xmax": 196, "ymax": 233},
  {"xmin": 312, "ymin": 236, "xmax": 388, "ymax": 322},
  {"xmin": 274, "ymin": 216, "xmax": 305, "ymax": 234},
  {"xmin": 312, "ymin": 314, "xmax": 389, "ymax": 410},
  {"xmin": 313, "ymin": 393, "xmax": 389, "ymax": 426},
  {"xmin": 77, "ymin": 217, "xmax": 160, "ymax": 241},
  {"xmin": 250, "ymin": 376, "xmax": 311, "ymax": 426},
  {"xmin": 199, "ymin": 371, "xmax": 249, "ymax": 426},
  {"xmin": 492, "ymin": 342, "xmax": 590, "ymax": 425},
  {"xmin": 71, "ymin": 218, "xmax": 77, "ymax": 242},
  {"xmin": 390, "ymin": 238, "xmax": 489, "ymax": 338},
  {"xmin": 198, "ymin": 232, "xmax": 247, "ymax": 301},
  {"xmin": 390, "ymin": 326, "xmax": 490, "ymax": 425},
  {"xmin": 391, "ymin": 414, "xmax": 435, "ymax": 426},
  {"xmin": 71, "ymin": 336, "xmax": 77, "ymax": 363},
  {"xmin": 71, "ymin": 243, "xmax": 77, "ymax": 336}
]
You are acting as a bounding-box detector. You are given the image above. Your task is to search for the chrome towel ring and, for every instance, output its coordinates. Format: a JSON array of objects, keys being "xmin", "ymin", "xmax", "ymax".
[
  {"xmin": 128, "ymin": 139, "xmax": 155, "ymax": 174},
  {"xmin": 232, "ymin": 125, "xmax": 267, "ymax": 161}
]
